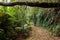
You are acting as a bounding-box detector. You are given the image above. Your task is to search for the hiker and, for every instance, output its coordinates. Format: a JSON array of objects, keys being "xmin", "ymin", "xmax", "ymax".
[{"xmin": 33, "ymin": 14, "xmax": 37, "ymax": 26}]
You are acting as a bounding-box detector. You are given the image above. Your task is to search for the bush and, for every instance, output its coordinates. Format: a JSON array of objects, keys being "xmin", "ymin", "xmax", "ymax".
[
  {"xmin": 52, "ymin": 25, "xmax": 60, "ymax": 36},
  {"xmin": 37, "ymin": 8, "xmax": 60, "ymax": 36}
]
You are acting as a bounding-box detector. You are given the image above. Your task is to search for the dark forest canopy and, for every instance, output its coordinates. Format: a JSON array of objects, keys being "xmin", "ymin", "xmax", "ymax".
[{"xmin": 0, "ymin": 2, "xmax": 60, "ymax": 8}]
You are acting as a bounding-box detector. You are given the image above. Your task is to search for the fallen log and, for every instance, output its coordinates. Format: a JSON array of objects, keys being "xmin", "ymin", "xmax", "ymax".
[{"xmin": 0, "ymin": 2, "xmax": 60, "ymax": 8}]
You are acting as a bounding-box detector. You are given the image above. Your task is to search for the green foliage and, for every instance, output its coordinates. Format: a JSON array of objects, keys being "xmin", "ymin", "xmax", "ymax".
[
  {"xmin": 37, "ymin": 8, "xmax": 60, "ymax": 36},
  {"xmin": 52, "ymin": 24, "xmax": 60, "ymax": 36},
  {"xmin": 0, "ymin": 29, "xmax": 4, "ymax": 40},
  {"xmin": 0, "ymin": 5, "xmax": 32, "ymax": 40}
]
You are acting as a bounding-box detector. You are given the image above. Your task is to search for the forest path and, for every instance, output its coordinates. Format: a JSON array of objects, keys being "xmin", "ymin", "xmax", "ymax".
[
  {"xmin": 26, "ymin": 26, "xmax": 60, "ymax": 40},
  {"xmin": 16, "ymin": 25, "xmax": 60, "ymax": 40}
]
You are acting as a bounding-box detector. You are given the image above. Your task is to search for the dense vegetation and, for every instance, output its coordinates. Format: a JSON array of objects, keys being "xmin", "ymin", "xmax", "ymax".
[
  {"xmin": 36, "ymin": 8, "xmax": 60, "ymax": 36},
  {"xmin": 0, "ymin": 0, "xmax": 60, "ymax": 40},
  {"xmin": 0, "ymin": 0, "xmax": 32, "ymax": 40}
]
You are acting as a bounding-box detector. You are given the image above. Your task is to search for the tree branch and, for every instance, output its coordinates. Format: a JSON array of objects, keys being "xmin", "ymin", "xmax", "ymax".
[{"xmin": 0, "ymin": 2, "xmax": 60, "ymax": 8}]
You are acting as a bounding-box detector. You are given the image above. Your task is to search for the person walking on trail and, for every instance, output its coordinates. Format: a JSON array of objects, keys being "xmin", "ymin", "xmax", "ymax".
[{"xmin": 33, "ymin": 14, "xmax": 37, "ymax": 26}]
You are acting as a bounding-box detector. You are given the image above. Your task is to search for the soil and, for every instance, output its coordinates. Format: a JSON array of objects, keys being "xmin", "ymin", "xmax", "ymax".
[{"xmin": 16, "ymin": 26, "xmax": 60, "ymax": 40}]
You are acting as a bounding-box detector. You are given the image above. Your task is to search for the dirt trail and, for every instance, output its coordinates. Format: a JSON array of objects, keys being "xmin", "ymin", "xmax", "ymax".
[
  {"xmin": 16, "ymin": 26, "xmax": 60, "ymax": 40},
  {"xmin": 26, "ymin": 26, "xmax": 60, "ymax": 40}
]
